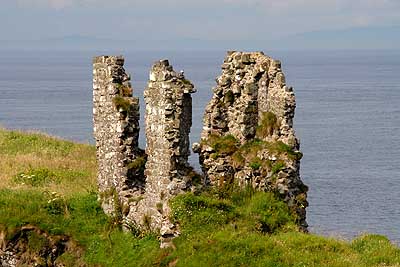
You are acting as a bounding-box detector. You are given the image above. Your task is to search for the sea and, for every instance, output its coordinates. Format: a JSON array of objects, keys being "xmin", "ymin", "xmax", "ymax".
[{"xmin": 1, "ymin": 49, "xmax": 399, "ymax": 243}]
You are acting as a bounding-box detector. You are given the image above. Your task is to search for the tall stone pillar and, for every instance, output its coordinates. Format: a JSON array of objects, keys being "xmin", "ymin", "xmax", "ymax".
[
  {"xmin": 126, "ymin": 59, "xmax": 196, "ymax": 246},
  {"xmin": 93, "ymin": 56, "xmax": 143, "ymax": 216}
]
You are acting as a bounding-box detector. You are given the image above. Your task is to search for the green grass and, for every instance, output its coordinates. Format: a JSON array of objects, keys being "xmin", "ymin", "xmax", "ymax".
[
  {"xmin": 13, "ymin": 167, "xmax": 57, "ymax": 187},
  {"xmin": 206, "ymin": 134, "xmax": 240, "ymax": 156},
  {"xmin": 12, "ymin": 167, "xmax": 91, "ymax": 187},
  {"xmin": 271, "ymin": 161, "xmax": 286, "ymax": 174},
  {"xmin": 249, "ymin": 157, "xmax": 263, "ymax": 170},
  {"xmin": 0, "ymin": 128, "xmax": 96, "ymax": 194},
  {"xmin": 167, "ymin": 188, "xmax": 400, "ymax": 267},
  {"xmin": 269, "ymin": 141, "xmax": 303, "ymax": 160},
  {"xmin": 0, "ymin": 128, "xmax": 400, "ymax": 266},
  {"xmin": 0, "ymin": 189, "xmax": 163, "ymax": 266},
  {"xmin": 0, "ymin": 129, "xmax": 74, "ymax": 156},
  {"xmin": 231, "ymin": 138, "xmax": 302, "ymax": 170}
]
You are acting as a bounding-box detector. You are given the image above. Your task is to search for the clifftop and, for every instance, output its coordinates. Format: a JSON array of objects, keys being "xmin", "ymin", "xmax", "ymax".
[{"xmin": 1, "ymin": 128, "xmax": 399, "ymax": 266}]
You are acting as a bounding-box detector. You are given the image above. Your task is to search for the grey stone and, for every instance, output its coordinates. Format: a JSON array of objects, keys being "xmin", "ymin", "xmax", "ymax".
[
  {"xmin": 196, "ymin": 51, "xmax": 308, "ymax": 231},
  {"xmin": 93, "ymin": 55, "xmax": 143, "ymax": 217},
  {"xmin": 94, "ymin": 51, "xmax": 308, "ymax": 243}
]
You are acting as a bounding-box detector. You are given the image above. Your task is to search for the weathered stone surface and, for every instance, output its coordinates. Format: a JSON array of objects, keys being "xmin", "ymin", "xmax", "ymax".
[
  {"xmin": 126, "ymin": 60, "xmax": 196, "ymax": 246},
  {"xmin": 197, "ymin": 51, "xmax": 308, "ymax": 230},
  {"xmin": 94, "ymin": 57, "xmax": 197, "ymax": 246},
  {"xmin": 94, "ymin": 52, "xmax": 308, "ymax": 239},
  {"xmin": 93, "ymin": 55, "xmax": 144, "ymax": 217}
]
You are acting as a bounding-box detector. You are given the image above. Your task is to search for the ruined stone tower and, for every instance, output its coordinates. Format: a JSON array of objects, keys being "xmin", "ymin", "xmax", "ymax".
[
  {"xmin": 195, "ymin": 51, "xmax": 308, "ymax": 229},
  {"xmin": 93, "ymin": 56, "xmax": 144, "ymax": 216},
  {"xmin": 126, "ymin": 59, "xmax": 196, "ymax": 243},
  {"xmin": 93, "ymin": 57, "xmax": 196, "ymax": 244}
]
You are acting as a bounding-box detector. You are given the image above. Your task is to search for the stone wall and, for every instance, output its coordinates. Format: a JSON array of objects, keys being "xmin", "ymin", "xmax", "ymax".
[{"xmin": 195, "ymin": 51, "xmax": 308, "ymax": 230}]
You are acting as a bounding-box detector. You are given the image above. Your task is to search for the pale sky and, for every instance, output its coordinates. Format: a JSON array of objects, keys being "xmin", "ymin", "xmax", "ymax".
[{"xmin": 1, "ymin": 0, "xmax": 400, "ymax": 46}]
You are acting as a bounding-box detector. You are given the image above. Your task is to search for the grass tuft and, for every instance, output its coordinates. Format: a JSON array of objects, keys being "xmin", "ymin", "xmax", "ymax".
[
  {"xmin": 206, "ymin": 134, "xmax": 240, "ymax": 156},
  {"xmin": 112, "ymin": 96, "xmax": 132, "ymax": 112}
]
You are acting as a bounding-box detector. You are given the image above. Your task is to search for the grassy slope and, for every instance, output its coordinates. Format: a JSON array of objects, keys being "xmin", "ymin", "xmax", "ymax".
[{"xmin": 0, "ymin": 128, "xmax": 399, "ymax": 267}]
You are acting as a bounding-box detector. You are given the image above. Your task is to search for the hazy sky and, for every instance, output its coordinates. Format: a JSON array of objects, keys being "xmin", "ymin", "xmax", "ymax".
[{"xmin": 2, "ymin": 0, "xmax": 400, "ymax": 41}]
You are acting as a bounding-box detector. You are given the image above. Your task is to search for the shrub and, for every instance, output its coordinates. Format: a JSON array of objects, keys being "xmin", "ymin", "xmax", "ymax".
[
  {"xmin": 231, "ymin": 139, "xmax": 265, "ymax": 170},
  {"xmin": 239, "ymin": 138, "xmax": 264, "ymax": 157},
  {"xmin": 181, "ymin": 78, "xmax": 193, "ymax": 86},
  {"xmin": 116, "ymin": 83, "xmax": 132, "ymax": 97},
  {"xmin": 229, "ymin": 185, "xmax": 256, "ymax": 205},
  {"xmin": 186, "ymin": 168, "xmax": 203, "ymax": 185},
  {"xmin": 232, "ymin": 151, "xmax": 245, "ymax": 168},
  {"xmin": 43, "ymin": 191, "xmax": 69, "ymax": 216}
]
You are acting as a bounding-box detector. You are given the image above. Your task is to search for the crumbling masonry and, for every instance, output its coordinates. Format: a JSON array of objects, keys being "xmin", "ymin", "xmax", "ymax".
[
  {"xmin": 93, "ymin": 52, "xmax": 308, "ymax": 242},
  {"xmin": 93, "ymin": 56, "xmax": 144, "ymax": 216},
  {"xmin": 194, "ymin": 52, "xmax": 308, "ymax": 229},
  {"xmin": 93, "ymin": 56, "xmax": 196, "ymax": 245}
]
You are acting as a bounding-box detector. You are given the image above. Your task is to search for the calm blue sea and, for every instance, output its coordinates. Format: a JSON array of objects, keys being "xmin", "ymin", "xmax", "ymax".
[{"xmin": 1, "ymin": 50, "xmax": 399, "ymax": 243}]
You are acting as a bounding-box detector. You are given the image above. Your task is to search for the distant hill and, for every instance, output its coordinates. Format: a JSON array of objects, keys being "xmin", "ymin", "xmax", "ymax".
[
  {"xmin": 273, "ymin": 26, "xmax": 400, "ymax": 50},
  {"xmin": 1, "ymin": 26, "xmax": 399, "ymax": 51}
]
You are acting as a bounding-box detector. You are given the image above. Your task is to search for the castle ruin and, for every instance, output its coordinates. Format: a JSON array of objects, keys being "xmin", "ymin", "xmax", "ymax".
[{"xmin": 93, "ymin": 52, "xmax": 308, "ymax": 244}]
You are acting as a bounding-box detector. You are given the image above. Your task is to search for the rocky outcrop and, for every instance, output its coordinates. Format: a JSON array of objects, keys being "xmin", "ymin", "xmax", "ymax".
[
  {"xmin": 0, "ymin": 225, "xmax": 84, "ymax": 267},
  {"xmin": 194, "ymin": 51, "xmax": 308, "ymax": 230}
]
